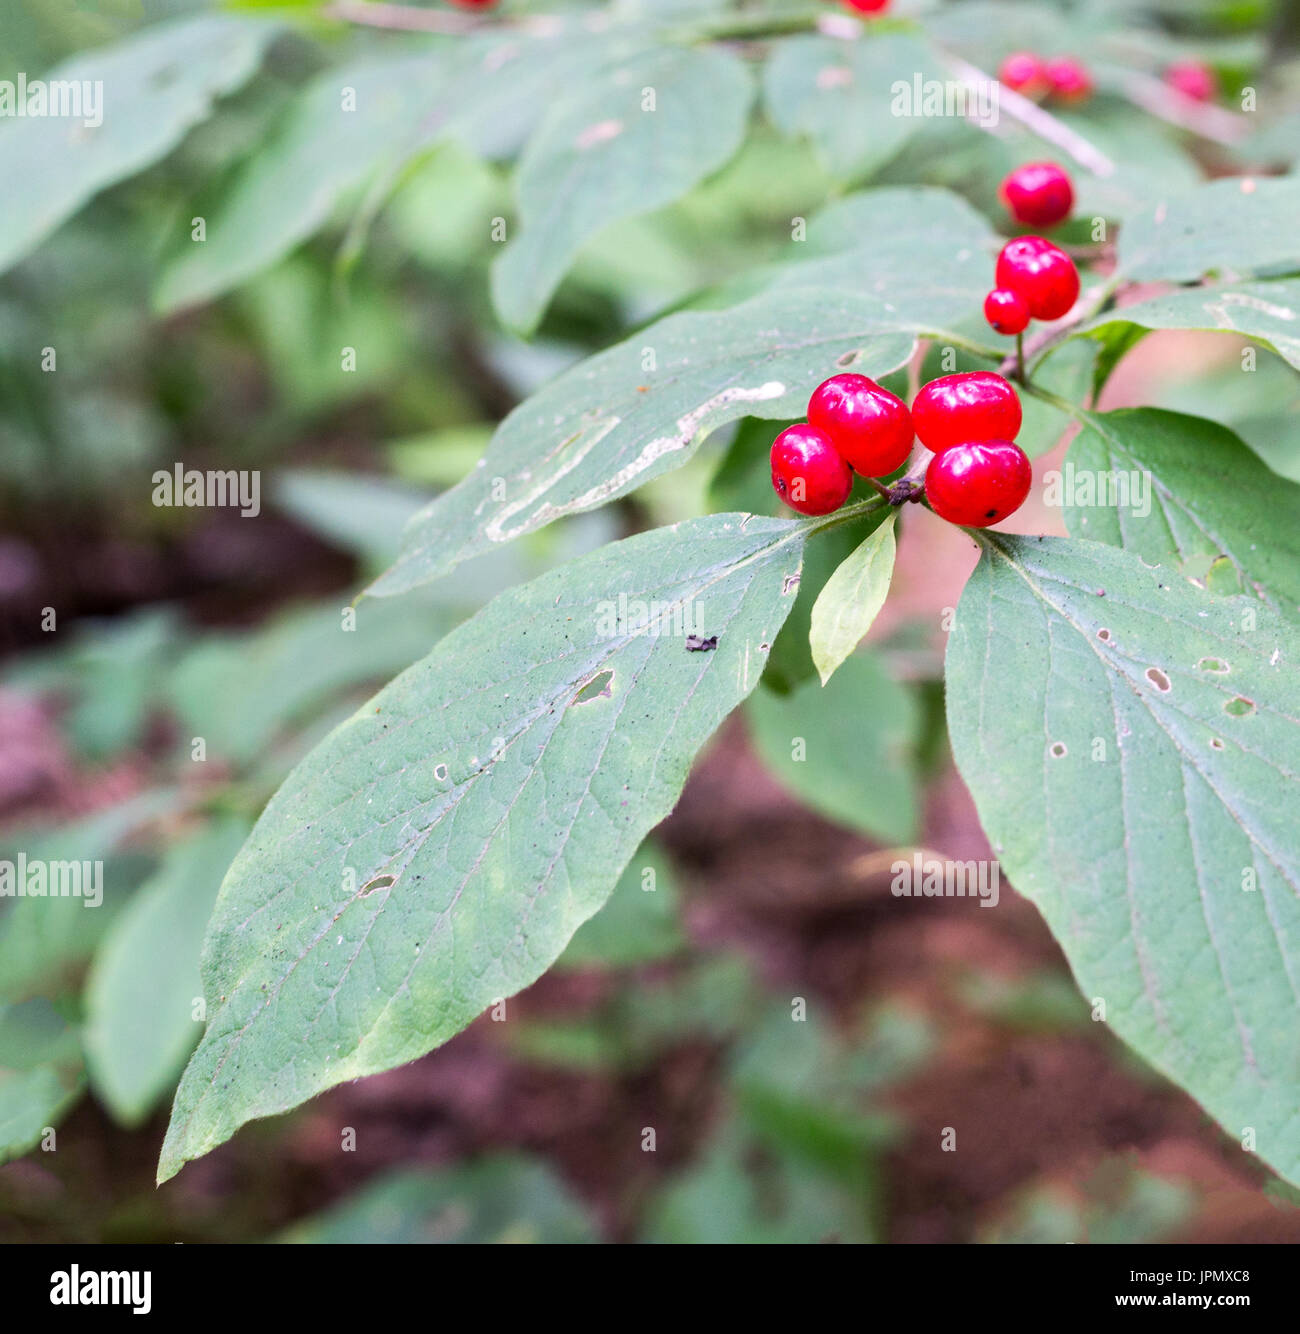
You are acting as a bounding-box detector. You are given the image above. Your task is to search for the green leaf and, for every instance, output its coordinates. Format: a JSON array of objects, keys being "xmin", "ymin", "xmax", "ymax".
[
  {"xmin": 491, "ymin": 45, "xmax": 754, "ymax": 333},
  {"xmin": 1061, "ymin": 409, "xmax": 1300, "ymax": 616},
  {"xmin": 0, "ymin": 999, "xmax": 85, "ymax": 1164},
  {"xmin": 810, "ymin": 514, "xmax": 897, "ymax": 685},
  {"xmin": 368, "ymin": 286, "xmax": 913, "ymax": 598},
  {"xmin": 946, "ymin": 534, "xmax": 1300, "ymax": 1187},
  {"xmin": 83, "ymin": 819, "xmax": 250, "ymax": 1126},
  {"xmin": 1075, "ymin": 279, "xmax": 1300, "ymax": 370},
  {"xmin": 277, "ymin": 1156, "xmax": 596, "ymax": 1243},
  {"xmin": 154, "ymin": 54, "xmax": 444, "ymax": 314},
  {"xmin": 1117, "ymin": 176, "xmax": 1300, "ymax": 283},
  {"xmin": 159, "ymin": 513, "xmax": 807, "ymax": 1181},
  {"xmin": 0, "ymin": 15, "xmax": 278, "ymax": 276},
  {"xmin": 557, "ymin": 840, "xmax": 684, "ymax": 969},
  {"xmin": 746, "ymin": 650, "xmax": 919, "ymax": 843},
  {"xmin": 762, "ymin": 32, "xmax": 943, "ymax": 181}
]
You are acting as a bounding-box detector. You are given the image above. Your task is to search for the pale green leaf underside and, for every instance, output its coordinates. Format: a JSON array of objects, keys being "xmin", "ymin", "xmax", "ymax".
[
  {"xmin": 810, "ymin": 514, "xmax": 897, "ymax": 685},
  {"xmin": 1117, "ymin": 176, "xmax": 1300, "ymax": 283},
  {"xmin": 0, "ymin": 15, "xmax": 277, "ymax": 277},
  {"xmin": 491, "ymin": 44, "xmax": 754, "ymax": 333},
  {"xmin": 947, "ymin": 535, "xmax": 1300, "ymax": 1185},
  {"xmin": 1076, "ymin": 280, "xmax": 1300, "ymax": 370},
  {"xmin": 160, "ymin": 514, "xmax": 806, "ymax": 1180},
  {"xmin": 368, "ymin": 285, "xmax": 914, "ymax": 598},
  {"xmin": 1063, "ymin": 408, "xmax": 1300, "ymax": 617}
]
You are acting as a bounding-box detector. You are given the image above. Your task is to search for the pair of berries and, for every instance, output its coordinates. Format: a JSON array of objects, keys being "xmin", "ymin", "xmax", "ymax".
[
  {"xmin": 999, "ymin": 161, "xmax": 1074, "ymax": 228},
  {"xmin": 770, "ymin": 372, "xmax": 1031, "ymax": 528},
  {"xmin": 984, "ymin": 234, "xmax": 1080, "ymax": 335},
  {"xmin": 770, "ymin": 374, "xmax": 912, "ymax": 516},
  {"xmin": 914, "ymin": 373, "xmax": 1032, "ymax": 527},
  {"xmin": 999, "ymin": 52, "xmax": 1093, "ymax": 104}
]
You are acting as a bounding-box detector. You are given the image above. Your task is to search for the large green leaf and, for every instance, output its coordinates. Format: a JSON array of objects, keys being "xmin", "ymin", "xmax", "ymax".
[
  {"xmin": 1061, "ymin": 409, "xmax": 1300, "ymax": 616},
  {"xmin": 159, "ymin": 513, "xmax": 807, "ymax": 1180},
  {"xmin": 154, "ymin": 54, "xmax": 445, "ymax": 314},
  {"xmin": 491, "ymin": 44, "xmax": 754, "ymax": 333},
  {"xmin": 0, "ymin": 15, "xmax": 278, "ymax": 276},
  {"xmin": 1117, "ymin": 176, "xmax": 1300, "ymax": 283},
  {"xmin": 746, "ymin": 650, "xmax": 919, "ymax": 843},
  {"xmin": 368, "ymin": 286, "xmax": 913, "ymax": 597},
  {"xmin": 947, "ymin": 534, "xmax": 1300, "ymax": 1186},
  {"xmin": 84, "ymin": 819, "xmax": 250, "ymax": 1126},
  {"xmin": 762, "ymin": 32, "xmax": 944, "ymax": 182},
  {"xmin": 1074, "ymin": 280, "xmax": 1300, "ymax": 371}
]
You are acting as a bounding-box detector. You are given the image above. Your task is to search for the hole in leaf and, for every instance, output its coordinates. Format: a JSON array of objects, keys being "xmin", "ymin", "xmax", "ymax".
[
  {"xmin": 571, "ymin": 670, "xmax": 614, "ymax": 705},
  {"xmin": 1197, "ymin": 657, "xmax": 1229, "ymax": 674},
  {"xmin": 1096, "ymin": 628, "xmax": 1111, "ymax": 642},
  {"xmin": 1050, "ymin": 742, "xmax": 1067, "ymax": 758},
  {"xmin": 1224, "ymin": 696, "xmax": 1255, "ymax": 717},
  {"xmin": 1145, "ymin": 667, "xmax": 1171, "ymax": 692},
  {"xmin": 1210, "ymin": 738, "xmax": 1225, "ymax": 750},
  {"xmin": 360, "ymin": 875, "xmax": 395, "ymax": 896},
  {"xmin": 433, "ymin": 763, "xmax": 449, "ymax": 782}
]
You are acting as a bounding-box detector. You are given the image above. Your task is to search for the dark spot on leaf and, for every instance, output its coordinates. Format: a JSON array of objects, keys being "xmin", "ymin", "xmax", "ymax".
[
  {"xmin": 835, "ymin": 351, "xmax": 859, "ymax": 369},
  {"xmin": 1050, "ymin": 742, "xmax": 1067, "ymax": 758},
  {"xmin": 1210, "ymin": 738, "xmax": 1225, "ymax": 750},
  {"xmin": 1224, "ymin": 696, "xmax": 1255, "ymax": 717},
  {"xmin": 1096, "ymin": 628, "xmax": 1111, "ymax": 641},
  {"xmin": 685, "ymin": 635, "xmax": 717, "ymax": 652},
  {"xmin": 571, "ymin": 670, "xmax": 614, "ymax": 704},
  {"xmin": 1145, "ymin": 667, "xmax": 1171, "ymax": 692}
]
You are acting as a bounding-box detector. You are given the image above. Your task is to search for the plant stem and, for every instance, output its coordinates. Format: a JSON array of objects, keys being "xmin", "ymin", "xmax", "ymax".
[{"xmin": 1014, "ymin": 331, "xmax": 1025, "ymax": 384}]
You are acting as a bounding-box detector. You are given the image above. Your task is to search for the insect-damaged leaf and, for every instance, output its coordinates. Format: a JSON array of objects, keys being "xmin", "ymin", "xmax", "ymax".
[{"xmin": 159, "ymin": 514, "xmax": 806, "ymax": 1180}]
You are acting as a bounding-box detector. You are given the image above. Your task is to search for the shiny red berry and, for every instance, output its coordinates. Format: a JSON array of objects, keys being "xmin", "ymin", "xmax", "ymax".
[
  {"xmin": 995, "ymin": 235, "xmax": 1080, "ymax": 321},
  {"xmin": 770, "ymin": 424, "xmax": 853, "ymax": 516},
  {"xmin": 807, "ymin": 373, "xmax": 913, "ymax": 477},
  {"xmin": 912, "ymin": 373, "xmax": 1022, "ymax": 455},
  {"xmin": 984, "ymin": 287, "xmax": 1031, "ymax": 336},
  {"xmin": 999, "ymin": 161, "xmax": 1074, "ymax": 227},
  {"xmin": 999, "ymin": 51, "xmax": 1048, "ymax": 98},
  {"xmin": 841, "ymin": 0, "xmax": 890, "ymax": 12},
  {"xmin": 1165, "ymin": 61, "xmax": 1217, "ymax": 103},
  {"xmin": 1044, "ymin": 57, "xmax": 1093, "ymax": 103},
  {"xmin": 449, "ymin": 0, "xmax": 497, "ymax": 8},
  {"xmin": 925, "ymin": 440, "xmax": 1032, "ymax": 527}
]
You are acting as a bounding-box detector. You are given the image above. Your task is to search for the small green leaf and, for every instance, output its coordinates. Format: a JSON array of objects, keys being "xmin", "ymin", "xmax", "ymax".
[
  {"xmin": 1062, "ymin": 408, "xmax": 1300, "ymax": 616},
  {"xmin": 0, "ymin": 999, "xmax": 85, "ymax": 1164},
  {"xmin": 947, "ymin": 534, "xmax": 1300, "ymax": 1187},
  {"xmin": 160, "ymin": 514, "xmax": 806, "ymax": 1181},
  {"xmin": 746, "ymin": 651, "xmax": 919, "ymax": 843},
  {"xmin": 0, "ymin": 15, "xmax": 278, "ymax": 276},
  {"xmin": 810, "ymin": 513, "xmax": 897, "ymax": 685},
  {"xmin": 491, "ymin": 44, "xmax": 754, "ymax": 333},
  {"xmin": 84, "ymin": 819, "xmax": 250, "ymax": 1126}
]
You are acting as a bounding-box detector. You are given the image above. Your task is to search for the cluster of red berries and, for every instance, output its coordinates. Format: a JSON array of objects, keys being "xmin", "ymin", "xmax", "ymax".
[
  {"xmin": 983, "ymin": 232, "xmax": 1080, "ymax": 336},
  {"xmin": 770, "ymin": 370, "xmax": 1032, "ymax": 529},
  {"xmin": 999, "ymin": 52, "xmax": 1093, "ymax": 104}
]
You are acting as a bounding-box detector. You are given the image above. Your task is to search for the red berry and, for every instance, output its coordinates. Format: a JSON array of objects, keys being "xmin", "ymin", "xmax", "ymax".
[
  {"xmin": 995, "ymin": 235, "xmax": 1080, "ymax": 321},
  {"xmin": 841, "ymin": 0, "xmax": 890, "ymax": 12},
  {"xmin": 1165, "ymin": 61, "xmax": 1217, "ymax": 103},
  {"xmin": 983, "ymin": 287, "xmax": 1031, "ymax": 336},
  {"xmin": 999, "ymin": 161, "xmax": 1074, "ymax": 227},
  {"xmin": 925, "ymin": 440, "xmax": 1032, "ymax": 527},
  {"xmin": 807, "ymin": 373, "xmax": 913, "ymax": 477},
  {"xmin": 999, "ymin": 51, "xmax": 1048, "ymax": 97},
  {"xmin": 770, "ymin": 424, "xmax": 853, "ymax": 516},
  {"xmin": 912, "ymin": 372, "xmax": 1023, "ymax": 455},
  {"xmin": 449, "ymin": 0, "xmax": 498, "ymax": 8},
  {"xmin": 1044, "ymin": 57, "xmax": 1093, "ymax": 103}
]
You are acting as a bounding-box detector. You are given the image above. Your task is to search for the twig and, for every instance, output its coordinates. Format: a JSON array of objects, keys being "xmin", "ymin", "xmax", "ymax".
[
  {"xmin": 1115, "ymin": 71, "xmax": 1250, "ymax": 147},
  {"xmin": 943, "ymin": 54, "xmax": 1116, "ymax": 177}
]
